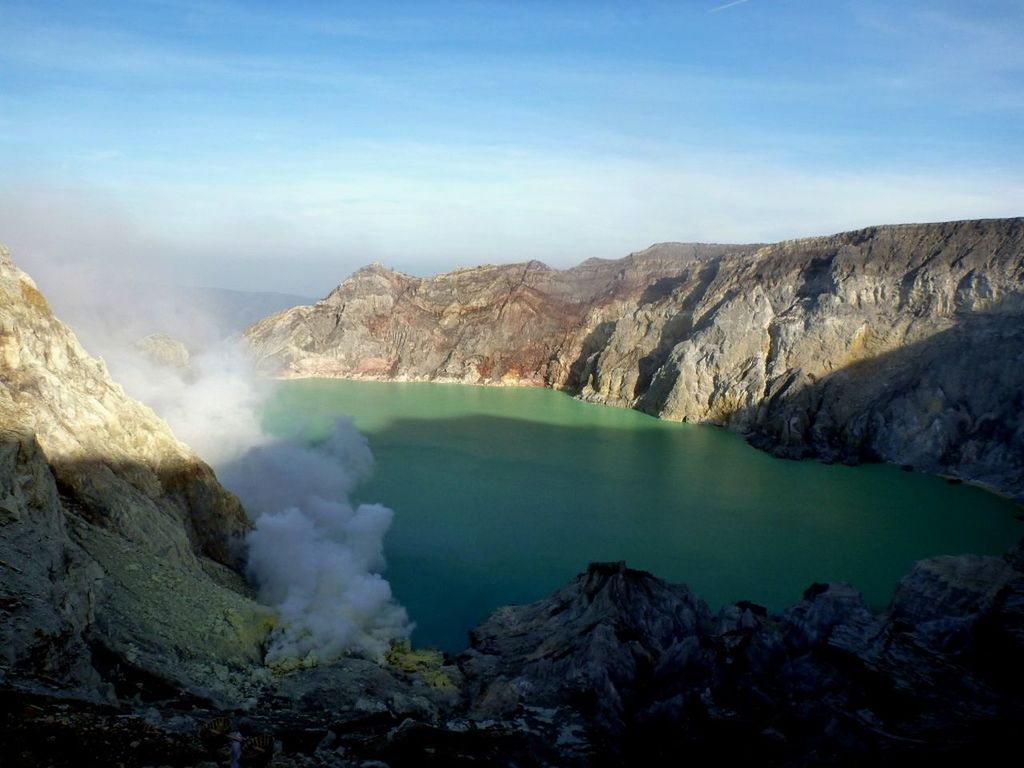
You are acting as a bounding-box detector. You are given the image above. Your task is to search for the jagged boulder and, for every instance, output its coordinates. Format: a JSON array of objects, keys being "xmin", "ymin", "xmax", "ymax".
[
  {"xmin": 133, "ymin": 331, "xmax": 191, "ymax": 371},
  {"xmin": 460, "ymin": 561, "xmax": 712, "ymax": 731},
  {"xmin": 459, "ymin": 553, "xmax": 1024, "ymax": 765}
]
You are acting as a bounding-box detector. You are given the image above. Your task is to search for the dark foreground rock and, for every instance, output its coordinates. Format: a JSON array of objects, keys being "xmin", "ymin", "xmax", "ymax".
[
  {"xmin": 460, "ymin": 555, "xmax": 1024, "ymax": 765},
  {"xmin": 5, "ymin": 550, "xmax": 1024, "ymax": 767}
]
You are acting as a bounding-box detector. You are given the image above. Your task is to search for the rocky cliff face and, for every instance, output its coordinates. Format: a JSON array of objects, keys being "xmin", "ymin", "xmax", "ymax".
[
  {"xmin": 593, "ymin": 219, "xmax": 1024, "ymax": 499},
  {"xmin": 0, "ymin": 245, "xmax": 273, "ymax": 703},
  {"xmin": 244, "ymin": 243, "xmax": 749, "ymax": 385},
  {"xmin": 245, "ymin": 219, "xmax": 1024, "ymax": 498}
]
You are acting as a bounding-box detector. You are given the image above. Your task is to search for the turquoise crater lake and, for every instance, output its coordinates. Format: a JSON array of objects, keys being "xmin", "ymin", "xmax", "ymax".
[{"xmin": 263, "ymin": 379, "xmax": 1022, "ymax": 652}]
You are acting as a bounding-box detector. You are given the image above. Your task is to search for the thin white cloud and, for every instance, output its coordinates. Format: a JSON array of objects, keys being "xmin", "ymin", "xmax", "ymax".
[
  {"xmin": 708, "ymin": 0, "xmax": 754, "ymax": 13},
  {"xmin": 4, "ymin": 144, "xmax": 1022, "ymax": 295}
]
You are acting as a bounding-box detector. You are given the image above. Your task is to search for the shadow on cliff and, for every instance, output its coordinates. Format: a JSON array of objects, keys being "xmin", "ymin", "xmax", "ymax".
[
  {"xmin": 564, "ymin": 320, "xmax": 616, "ymax": 391},
  {"xmin": 729, "ymin": 303, "xmax": 1024, "ymax": 500},
  {"xmin": 561, "ymin": 260, "xmax": 724, "ymax": 397},
  {"xmin": 634, "ymin": 260, "xmax": 721, "ymax": 398}
]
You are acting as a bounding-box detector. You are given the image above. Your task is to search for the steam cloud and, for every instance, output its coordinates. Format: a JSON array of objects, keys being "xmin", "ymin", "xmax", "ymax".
[
  {"xmin": 127, "ymin": 342, "xmax": 412, "ymax": 660},
  {"xmin": 226, "ymin": 425, "xmax": 411, "ymax": 661},
  {"xmin": 28, "ymin": 259, "xmax": 412, "ymax": 663}
]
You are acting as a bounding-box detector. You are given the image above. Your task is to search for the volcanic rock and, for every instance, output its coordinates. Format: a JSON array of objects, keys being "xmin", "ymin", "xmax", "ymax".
[
  {"xmin": 459, "ymin": 554, "xmax": 1024, "ymax": 765},
  {"xmin": 244, "ymin": 245, "xmax": 747, "ymax": 386}
]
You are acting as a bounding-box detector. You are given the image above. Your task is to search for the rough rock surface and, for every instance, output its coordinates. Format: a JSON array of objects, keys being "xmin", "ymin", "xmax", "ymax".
[
  {"xmin": 133, "ymin": 331, "xmax": 191, "ymax": 370},
  {"xmin": 458, "ymin": 556, "xmax": 1024, "ymax": 765},
  {"xmin": 244, "ymin": 244, "xmax": 749, "ymax": 385},
  {"xmin": 4, "ymin": 240, "xmax": 1024, "ymax": 766},
  {"xmin": 0, "ymin": 245, "xmax": 569, "ymax": 764},
  {"xmin": 623, "ymin": 219, "xmax": 1024, "ymax": 500},
  {"xmin": 0, "ymin": 245, "xmax": 272, "ymax": 703},
  {"xmin": 245, "ymin": 219, "xmax": 1024, "ymax": 498},
  {"xmin": 5, "ymin": 552, "xmax": 1023, "ymax": 767}
]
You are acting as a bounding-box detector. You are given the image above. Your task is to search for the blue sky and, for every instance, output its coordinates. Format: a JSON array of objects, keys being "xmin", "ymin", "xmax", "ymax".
[{"xmin": 1, "ymin": 0, "xmax": 1022, "ymax": 293}]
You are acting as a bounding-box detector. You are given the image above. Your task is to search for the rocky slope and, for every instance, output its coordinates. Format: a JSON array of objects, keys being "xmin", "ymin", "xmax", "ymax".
[
  {"xmin": 244, "ymin": 243, "xmax": 750, "ymax": 385},
  {"xmin": 592, "ymin": 218, "xmax": 1024, "ymax": 499},
  {"xmin": 458, "ymin": 554, "xmax": 1024, "ymax": 766},
  {"xmin": 245, "ymin": 219, "xmax": 1024, "ymax": 498},
  {"xmin": 0, "ymin": 245, "xmax": 274, "ymax": 703},
  {"xmin": 6, "ymin": 552, "xmax": 1023, "ymax": 767},
  {"xmin": 0, "ymin": 244, "xmax": 467, "ymax": 761}
]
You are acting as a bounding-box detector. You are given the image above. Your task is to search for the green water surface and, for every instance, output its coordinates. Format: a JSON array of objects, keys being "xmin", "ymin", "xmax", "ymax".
[{"xmin": 263, "ymin": 379, "xmax": 1022, "ymax": 652}]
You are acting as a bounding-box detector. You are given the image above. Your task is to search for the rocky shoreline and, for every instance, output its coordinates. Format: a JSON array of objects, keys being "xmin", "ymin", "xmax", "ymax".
[{"xmin": 4, "ymin": 550, "xmax": 1024, "ymax": 767}]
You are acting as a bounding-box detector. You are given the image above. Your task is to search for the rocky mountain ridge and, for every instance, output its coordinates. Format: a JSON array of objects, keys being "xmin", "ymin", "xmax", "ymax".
[
  {"xmin": 245, "ymin": 243, "xmax": 750, "ymax": 384},
  {"xmin": 245, "ymin": 218, "xmax": 1024, "ymax": 498}
]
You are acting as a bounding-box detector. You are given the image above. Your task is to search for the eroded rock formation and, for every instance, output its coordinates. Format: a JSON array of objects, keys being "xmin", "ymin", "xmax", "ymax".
[
  {"xmin": 5, "ymin": 554, "xmax": 1023, "ymax": 767},
  {"xmin": 459, "ymin": 556, "xmax": 1024, "ymax": 765},
  {"xmin": 245, "ymin": 219, "xmax": 1024, "ymax": 498},
  {"xmin": 244, "ymin": 244, "xmax": 749, "ymax": 385},
  {"xmin": 133, "ymin": 331, "xmax": 191, "ymax": 371}
]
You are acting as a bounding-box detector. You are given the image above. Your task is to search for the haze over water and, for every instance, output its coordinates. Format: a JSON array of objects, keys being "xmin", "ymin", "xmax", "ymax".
[{"xmin": 264, "ymin": 379, "xmax": 1022, "ymax": 652}]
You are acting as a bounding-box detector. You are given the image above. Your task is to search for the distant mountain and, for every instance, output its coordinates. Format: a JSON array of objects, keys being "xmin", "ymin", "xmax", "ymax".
[
  {"xmin": 34, "ymin": 280, "xmax": 314, "ymax": 362},
  {"xmin": 181, "ymin": 285, "xmax": 318, "ymax": 337},
  {"xmin": 244, "ymin": 219, "xmax": 1024, "ymax": 499}
]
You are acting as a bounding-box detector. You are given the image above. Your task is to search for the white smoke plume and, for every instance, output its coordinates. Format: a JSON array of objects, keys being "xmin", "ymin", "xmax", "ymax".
[
  {"xmin": 114, "ymin": 342, "xmax": 413, "ymax": 662},
  {"xmin": 15, "ymin": 239, "xmax": 413, "ymax": 662},
  {"xmin": 225, "ymin": 425, "xmax": 411, "ymax": 661}
]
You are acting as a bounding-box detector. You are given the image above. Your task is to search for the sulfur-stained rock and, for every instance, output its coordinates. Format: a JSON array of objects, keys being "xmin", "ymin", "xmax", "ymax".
[{"xmin": 244, "ymin": 245, "xmax": 747, "ymax": 387}]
